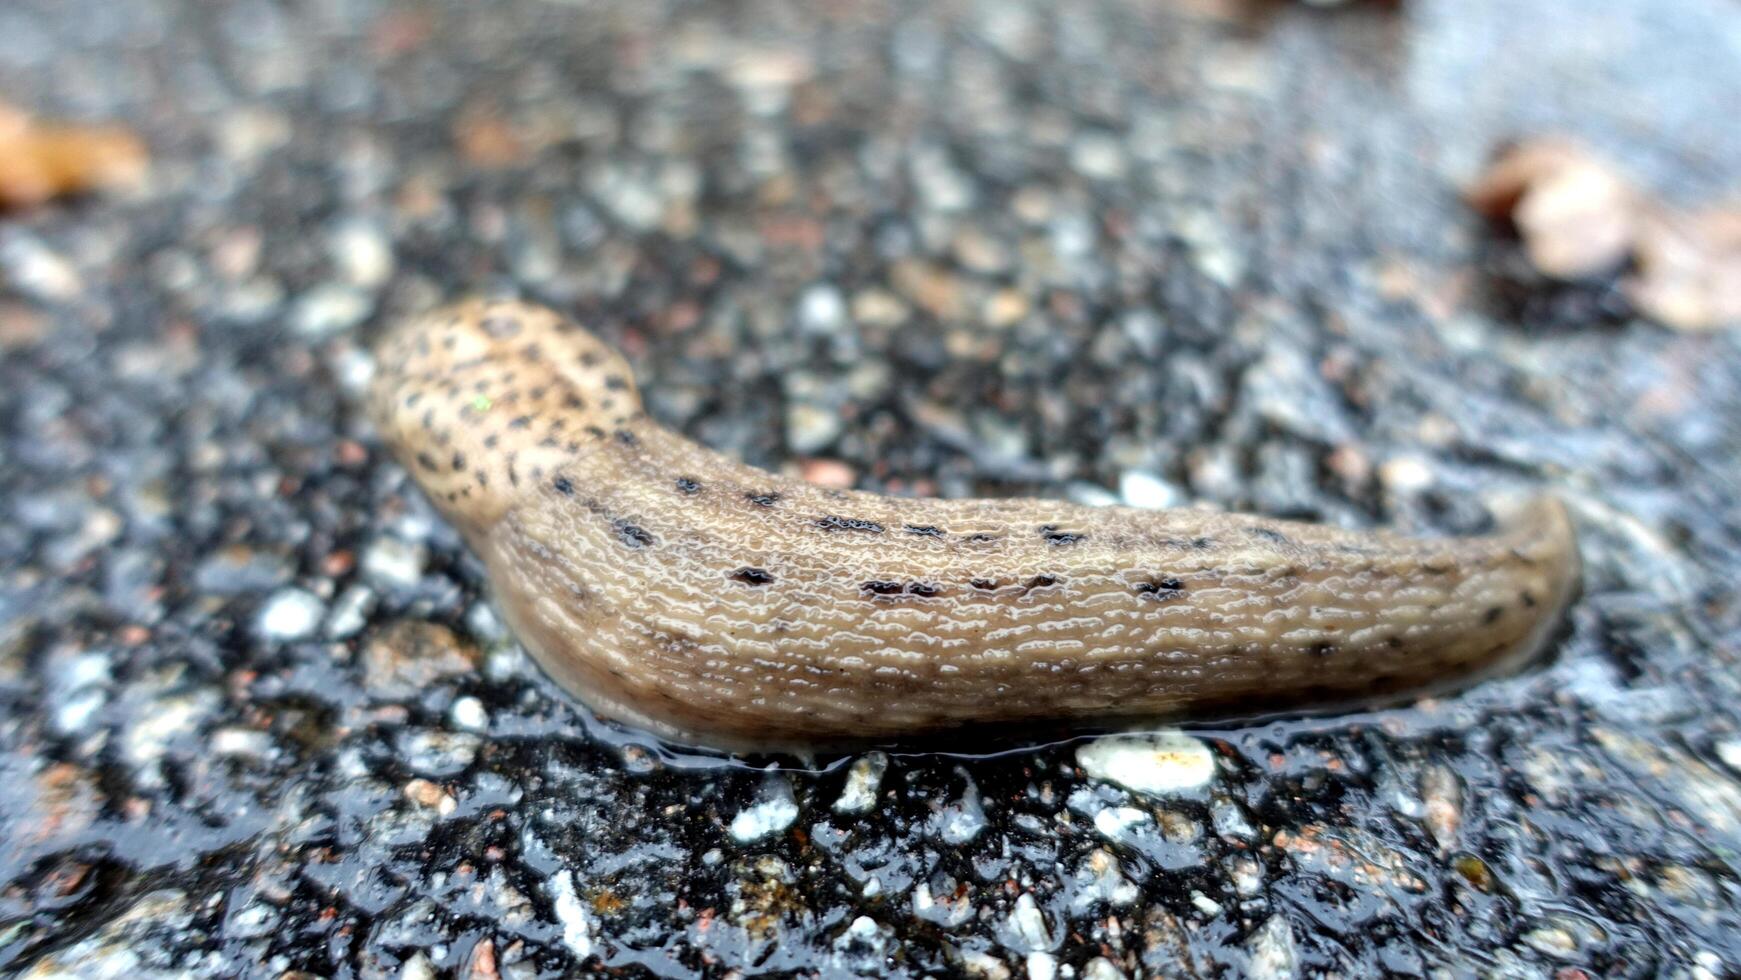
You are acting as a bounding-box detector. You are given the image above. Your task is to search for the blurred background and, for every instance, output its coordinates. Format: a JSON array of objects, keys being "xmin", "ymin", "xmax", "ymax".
[{"xmin": 2, "ymin": 0, "xmax": 1740, "ymax": 977}]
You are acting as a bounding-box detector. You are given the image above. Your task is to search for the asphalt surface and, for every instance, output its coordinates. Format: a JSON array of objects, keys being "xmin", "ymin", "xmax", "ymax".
[{"xmin": 3, "ymin": 0, "xmax": 1741, "ymax": 977}]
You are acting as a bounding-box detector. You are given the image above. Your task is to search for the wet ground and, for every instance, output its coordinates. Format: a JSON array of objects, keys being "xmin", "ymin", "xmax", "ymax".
[{"xmin": 3, "ymin": 0, "xmax": 1741, "ymax": 976}]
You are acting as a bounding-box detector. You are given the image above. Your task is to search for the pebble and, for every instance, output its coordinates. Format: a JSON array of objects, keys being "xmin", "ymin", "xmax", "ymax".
[
  {"xmin": 450, "ymin": 696, "xmax": 488, "ymax": 732},
  {"xmin": 1076, "ymin": 731, "xmax": 1218, "ymax": 798},
  {"xmin": 833, "ymin": 752, "xmax": 889, "ymax": 813},
  {"xmin": 785, "ymin": 402, "xmax": 843, "ymax": 454},
  {"xmin": 1118, "ymin": 470, "xmax": 1183, "ymax": 509},
  {"xmin": 1717, "ymin": 739, "xmax": 1741, "ymax": 773},
  {"xmin": 730, "ymin": 778, "xmax": 800, "ymax": 843},
  {"xmin": 395, "ymin": 730, "xmax": 481, "ymax": 778},
  {"xmin": 323, "ymin": 584, "xmax": 376, "ymax": 639},
  {"xmin": 547, "ymin": 872, "xmax": 595, "ymax": 960},
  {"xmin": 1378, "ymin": 456, "xmax": 1435, "ymax": 495},
  {"xmin": 1245, "ymin": 916, "xmax": 1298, "ymax": 980},
  {"xmin": 1083, "ymin": 958, "xmax": 1128, "ymax": 980},
  {"xmin": 797, "ymin": 284, "xmax": 847, "ymax": 334},
  {"xmin": 1005, "ymin": 892, "xmax": 1054, "ymax": 953},
  {"xmin": 1026, "ymin": 952, "xmax": 1057, "ymax": 980},
  {"xmin": 256, "ymin": 588, "xmax": 326, "ymax": 641},
  {"xmin": 329, "ymin": 219, "xmax": 394, "ymax": 288},
  {"xmin": 360, "ymin": 536, "xmax": 427, "ymax": 591},
  {"xmin": 291, "ymin": 282, "xmax": 373, "ymax": 338},
  {"xmin": 935, "ymin": 775, "xmax": 988, "ymax": 845}
]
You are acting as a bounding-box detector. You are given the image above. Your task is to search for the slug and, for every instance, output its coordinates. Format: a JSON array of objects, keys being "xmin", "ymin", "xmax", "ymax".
[{"xmin": 368, "ymin": 299, "xmax": 1580, "ymax": 748}]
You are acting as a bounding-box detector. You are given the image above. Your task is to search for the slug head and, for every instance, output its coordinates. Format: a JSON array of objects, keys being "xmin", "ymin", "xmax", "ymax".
[{"xmin": 368, "ymin": 299, "xmax": 641, "ymax": 535}]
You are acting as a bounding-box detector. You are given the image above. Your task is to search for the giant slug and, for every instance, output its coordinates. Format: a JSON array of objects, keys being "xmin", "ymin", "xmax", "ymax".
[{"xmin": 368, "ymin": 299, "xmax": 1580, "ymax": 748}]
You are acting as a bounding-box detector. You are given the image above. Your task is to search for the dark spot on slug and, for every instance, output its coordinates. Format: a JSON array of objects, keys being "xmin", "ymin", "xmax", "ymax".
[
  {"xmin": 1310, "ymin": 642, "xmax": 1337, "ymax": 657},
  {"xmin": 613, "ymin": 520, "xmax": 655, "ymax": 549},
  {"xmin": 967, "ymin": 533, "xmax": 998, "ymax": 544},
  {"xmin": 817, "ymin": 515, "xmax": 885, "ymax": 533},
  {"xmin": 676, "ymin": 477, "xmax": 702, "ymax": 494},
  {"xmin": 553, "ymin": 476, "xmax": 574, "ymax": 496},
  {"xmin": 1135, "ymin": 577, "xmax": 1185, "ymax": 601},
  {"xmin": 1386, "ymin": 636, "xmax": 1404, "ymax": 649},
  {"xmin": 970, "ymin": 578, "xmax": 999, "ymax": 591},
  {"xmin": 1023, "ymin": 574, "xmax": 1059, "ymax": 593},
  {"xmin": 509, "ymin": 415, "xmax": 532, "ymax": 430},
  {"xmin": 451, "ymin": 452, "xmax": 466, "ymax": 471},
  {"xmin": 415, "ymin": 451, "xmax": 438, "ymax": 471},
  {"xmin": 1040, "ymin": 525, "xmax": 1086, "ymax": 546},
  {"xmin": 1521, "ymin": 590, "xmax": 1538, "ymax": 608},
  {"xmin": 579, "ymin": 351, "xmax": 601, "ymax": 367},
  {"xmin": 907, "ymin": 581, "xmax": 941, "ymax": 597},
  {"xmin": 614, "ymin": 430, "xmax": 637, "ymax": 447},
  {"xmin": 1252, "ymin": 527, "xmax": 1291, "ymax": 546},
  {"xmin": 731, "ymin": 567, "xmax": 775, "ymax": 586},
  {"xmin": 563, "ymin": 394, "xmax": 585, "ymax": 410},
  {"xmin": 481, "ymin": 314, "xmax": 521, "ymax": 338},
  {"xmin": 861, "ymin": 580, "xmax": 904, "ymax": 596},
  {"xmin": 604, "ymin": 375, "xmax": 628, "ymax": 391},
  {"xmin": 746, "ymin": 492, "xmax": 781, "ymax": 507},
  {"xmin": 585, "ymin": 426, "xmax": 606, "ymax": 439},
  {"xmin": 904, "ymin": 524, "xmax": 945, "ymax": 537},
  {"xmin": 1483, "ymin": 606, "xmax": 1504, "ymax": 624}
]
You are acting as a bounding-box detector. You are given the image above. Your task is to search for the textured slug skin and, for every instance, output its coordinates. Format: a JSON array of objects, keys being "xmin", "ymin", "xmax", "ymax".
[{"xmin": 369, "ymin": 300, "xmax": 1581, "ymax": 748}]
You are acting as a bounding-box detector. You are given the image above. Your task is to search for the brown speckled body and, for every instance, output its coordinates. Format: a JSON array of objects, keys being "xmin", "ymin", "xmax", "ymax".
[{"xmin": 369, "ymin": 300, "xmax": 1581, "ymax": 748}]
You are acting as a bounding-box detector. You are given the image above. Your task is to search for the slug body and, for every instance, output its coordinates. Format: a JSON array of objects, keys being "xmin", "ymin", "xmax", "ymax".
[{"xmin": 370, "ymin": 300, "xmax": 1580, "ymax": 748}]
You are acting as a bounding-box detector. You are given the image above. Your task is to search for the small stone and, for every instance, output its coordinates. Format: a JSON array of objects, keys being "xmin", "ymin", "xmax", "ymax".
[
  {"xmin": 1026, "ymin": 952, "xmax": 1057, "ymax": 980},
  {"xmin": 786, "ymin": 402, "xmax": 843, "ymax": 454},
  {"xmin": 935, "ymin": 777, "xmax": 988, "ymax": 845},
  {"xmin": 1092, "ymin": 805, "xmax": 1151, "ymax": 841},
  {"xmin": 329, "ymin": 220, "xmax": 394, "ymax": 288},
  {"xmin": 1083, "ymin": 957, "xmax": 1128, "ymax": 980},
  {"xmin": 800, "ymin": 458, "xmax": 856, "ymax": 489},
  {"xmin": 211, "ymin": 727, "xmax": 273, "ymax": 760},
  {"xmin": 292, "ymin": 283, "xmax": 373, "ymax": 338},
  {"xmin": 834, "ymin": 752, "xmax": 889, "ymax": 813},
  {"xmin": 363, "ymin": 621, "xmax": 482, "ymax": 699},
  {"xmin": 1077, "ymin": 731, "xmax": 1217, "ymax": 797},
  {"xmin": 403, "ymin": 778, "xmax": 456, "ymax": 816},
  {"xmin": 396, "ymin": 729, "xmax": 480, "ymax": 777},
  {"xmin": 1378, "ymin": 456, "xmax": 1435, "ymax": 495},
  {"xmin": 450, "ymin": 696, "xmax": 488, "ymax": 732},
  {"xmin": 323, "ymin": 584, "xmax": 376, "ymax": 639},
  {"xmin": 548, "ymin": 871, "xmax": 595, "ymax": 960},
  {"xmin": 1119, "ymin": 470, "xmax": 1182, "ymax": 509},
  {"xmin": 361, "ymin": 535, "xmax": 427, "ymax": 591},
  {"xmin": 1245, "ymin": 916, "xmax": 1298, "ymax": 980},
  {"xmin": 960, "ymin": 950, "xmax": 1012, "ymax": 980},
  {"xmin": 1006, "ymin": 892, "xmax": 1053, "ymax": 953},
  {"xmin": 730, "ymin": 778, "xmax": 800, "ymax": 843},
  {"xmin": 983, "ymin": 289, "xmax": 1030, "ymax": 328},
  {"xmin": 797, "ymin": 284, "xmax": 847, "ymax": 334},
  {"xmin": 1717, "ymin": 739, "xmax": 1741, "ymax": 773},
  {"xmin": 256, "ymin": 588, "xmax": 325, "ymax": 641}
]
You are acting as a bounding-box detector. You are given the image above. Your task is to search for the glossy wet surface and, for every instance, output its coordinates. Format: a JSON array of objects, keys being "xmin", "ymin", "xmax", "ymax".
[{"xmin": 2, "ymin": 0, "xmax": 1740, "ymax": 976}]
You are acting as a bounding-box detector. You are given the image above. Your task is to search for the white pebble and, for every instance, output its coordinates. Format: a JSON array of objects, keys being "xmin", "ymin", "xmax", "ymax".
[
  {"xmin": 1119, "ymin": 470, "xmax": 1182, "ymax": 509},
  {"xmin": 1083, "ymin": 958, "xmax": 1128, "ymax": 980},
  {"xmin": 361, "ymin": 536, "xmax": 426, "ymax": 590},
  {"xmin": 1025, "ymin": 952, "xmax": 1057, "ymax": 980},
  {"xmin": 450, "ymin": 696, "xmax": 488, "ymax": 732},
  {"xmin": 548, "ymin": 871, "xmax": 595, "ymax": 959},
  {"xmin": 834, "ymin": 752, "xmax": 889, "ymax": 813},
  {"xmin": 292, "ymin": 283, "xmax": 373, "ymax": 338},
  {"xmin": 1716, "ymin": 739, "xmax": 1741, "ymax": 773},
  {"xmin": 1076, "ymin": 731, "xmax": 1217, "ymax": 797},
  {"xmin": 256, "ymin": 588, "xmax": 325, "ymax": 641},
  {"xmin": 730, "ymin": 779, "xmax": 800, "ymax": 843},
  {"xmin": 1007, "ymin": 893, "xmax": 1053, "ymax": 953}
]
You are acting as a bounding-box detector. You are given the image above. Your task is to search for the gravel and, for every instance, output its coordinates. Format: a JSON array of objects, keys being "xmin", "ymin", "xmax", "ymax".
[{"xmin": 2, "ymin": 0, "xmax": 1741, "ymax": 976}]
